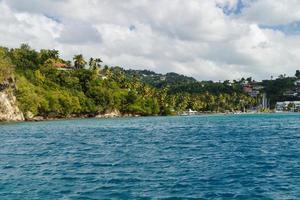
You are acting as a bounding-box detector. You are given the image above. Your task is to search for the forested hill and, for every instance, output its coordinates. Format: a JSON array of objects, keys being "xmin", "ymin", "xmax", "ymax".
[
  {"xmin": 116, "ymin": 68, "xmax": 197, "ymax": 88},
  {"xmin": 120, "ymin": 68, "xmax": 243, "ymax": 95},
  {"xmin": 114, "ymin": 68, "xmax": 244, "ymax": 95},
  {"xmin": 0, "ymin": 44, "xmax": 298, "ymax": 120}
]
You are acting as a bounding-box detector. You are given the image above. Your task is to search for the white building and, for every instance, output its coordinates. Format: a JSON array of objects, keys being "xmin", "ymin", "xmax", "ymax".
[{"xmin": 276, "ymin": 101, "xmax": 300, "ymax": 112}]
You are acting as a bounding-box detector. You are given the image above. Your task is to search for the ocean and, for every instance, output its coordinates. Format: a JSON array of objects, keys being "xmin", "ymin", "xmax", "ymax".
[{"xmin": 0, "ymin": 114, "xmax": 299, "ymax": 199}]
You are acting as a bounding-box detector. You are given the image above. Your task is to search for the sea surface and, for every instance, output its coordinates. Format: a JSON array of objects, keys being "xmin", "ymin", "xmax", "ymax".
[{"xmin": 0, "ymin": 114, "xmax": 299, "ymax": 199}]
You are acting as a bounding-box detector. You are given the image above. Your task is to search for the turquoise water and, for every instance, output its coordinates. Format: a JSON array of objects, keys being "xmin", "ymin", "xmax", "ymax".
[{"xmin": 0, "ymin": 114, "xmax": 299, "ymax": 199}]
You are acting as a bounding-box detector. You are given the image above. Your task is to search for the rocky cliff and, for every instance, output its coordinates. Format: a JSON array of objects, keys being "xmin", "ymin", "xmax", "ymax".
[{"xmin": 0, "ymin": 78, "xmax": 24, "ymax": 122}]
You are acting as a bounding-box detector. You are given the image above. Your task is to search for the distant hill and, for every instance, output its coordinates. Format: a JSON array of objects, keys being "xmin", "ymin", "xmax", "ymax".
[{"xmin": 123, "ymin": 69, "xmax": 197, "ymax": 88}]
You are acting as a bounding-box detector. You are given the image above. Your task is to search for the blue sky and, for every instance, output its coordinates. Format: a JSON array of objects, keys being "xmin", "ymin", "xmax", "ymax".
[
  {"xmin": 221, "ymin": 0, "xmax": 300, "ymax": 35},
  {"xmin": 260, "ymin": 21, "xmax": 300, "ymax": 35},
  {"xmin": 0, "ymin": 0, "xmax": 299, "ymax": 81},
  {"xmin": 220, "ymin": 0, "xmax": 245, "ymax": 15}
]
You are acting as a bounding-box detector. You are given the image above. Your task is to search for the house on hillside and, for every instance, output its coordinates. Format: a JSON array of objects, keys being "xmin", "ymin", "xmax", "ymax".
[
  {"xmin": 282, "ymin": 80, "xmax": 300, "ymax": 97},
  {"xmin": 249, "ymin": 90, "xmax": 260, "ymax": 97},
  {"xmin": 283, "ymin": 90, "xmax": 298, "ymax": 97},
  {"xmin": 242, "ymin": 84, "xmax": 252, "ymax": 93},
  {"xmin": 242, "ymin": 82, "xmax": 264, "ymax": 97},
  {"xmin": 160, "ymin": 76, "xmax": 166, "ymax": 81},
  {"xmin": 54, "ymin": 62, "xmax": 74, "ymax": 71},
  {"xmin": 295, "ymin": 80, "xmax": 300, "ymax": 93}
]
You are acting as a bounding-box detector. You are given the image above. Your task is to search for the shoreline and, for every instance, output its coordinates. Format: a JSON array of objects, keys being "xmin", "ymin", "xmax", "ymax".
[{"xmin": 2, "ymin": 110, "xmax": 292, "ymax": 124}]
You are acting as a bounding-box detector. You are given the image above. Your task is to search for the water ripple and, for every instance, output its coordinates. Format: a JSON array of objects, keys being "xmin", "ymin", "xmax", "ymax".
[{"xmin": 0, "ymin": 114, "xmax": 299, "ymax": 199}]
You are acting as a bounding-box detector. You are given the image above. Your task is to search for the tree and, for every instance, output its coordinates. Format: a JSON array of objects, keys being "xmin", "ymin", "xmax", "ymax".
[
  {"xmin": 10, "ymin": 44, "xmax": 39, "ymax": 70},
  {"xmin": 89, "ymin": 57, "xmax": 102, "ymax": 70},
  {"xmin": 3, "ymin": 44, "xmax": 260, "ymax": 119},
  {"xmin": 246, "ymin": 77, "xmax": 252, "ymax": 83},
  {"xmin": 0, "ymin": 47, "xmax": 13, "ymax": 83},
  {"xmin": 295, "ymin": 70, "xmax": 300, "ymax": 78},
  {"xmin": 73, "ymin": 54, "xmax": 87, "ymax": 69},
  {"xmin": 39, "ymin": 49, "xmax": 59, "ymax": 64}
]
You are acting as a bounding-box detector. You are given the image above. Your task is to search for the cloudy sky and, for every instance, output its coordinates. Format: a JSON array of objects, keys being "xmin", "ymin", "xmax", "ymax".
[{"xmin": 0, "ymin": 0, "xmax": 300, "ymax": 80}]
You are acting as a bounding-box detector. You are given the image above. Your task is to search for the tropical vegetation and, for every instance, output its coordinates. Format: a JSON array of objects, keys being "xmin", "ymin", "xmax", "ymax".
[{"xmin": 0, "ymin": 44, "xmax": 298, "ymax": 119}]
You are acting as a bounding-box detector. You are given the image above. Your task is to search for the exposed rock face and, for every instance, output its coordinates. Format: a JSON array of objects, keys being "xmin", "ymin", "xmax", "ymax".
[
  {"xmin": 0, "ymin": 90, "xmax": 24, "ymax": 121},
  {"xmin": 0, "ymin": 78, "xmax": 24, "ymax": 122},
  {"xmin": 95, "ymin": 109, "xmax": 122, "ymax": 118}
]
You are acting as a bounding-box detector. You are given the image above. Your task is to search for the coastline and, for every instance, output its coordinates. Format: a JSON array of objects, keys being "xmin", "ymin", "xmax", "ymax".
[{"xmin": 1, "ymin": 110, "xmax": 282, "ymax": 124}]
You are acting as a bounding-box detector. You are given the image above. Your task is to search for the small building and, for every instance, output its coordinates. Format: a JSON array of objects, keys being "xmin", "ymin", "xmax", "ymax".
[
  {"xmin": 283, "ymin": 90, "xmax": 298, "ymax": 97},
  {"xmin": 294, "ymin": 101, "xmax": 300, "ymax": 112},
  {"xmin": 54, "ymin": 63, "xmax": 74, "ymax": 71},
  {"xmin": 188, "ymin": 109, "xmax": 197, "ymax": 115},
  {"xmin": 275, "ymin": 102, "xmax": 287, "ymax": 112},
  {"xmin": 249, "ymin": 90, "xmax": 260, "ymax": 97},
  {"xmin": 160, "ymin": 76, "xmax": 166, "ymax": 81},
  {"xmin": 242, "ymin": 82, "xmax": 264, "ymax": 97},
  {"xmin": 295, "ymin": 80, "xmax": 300, "ymax": 93},
  {"xmin": 178, "ymin": 109, "xmax": 198, "ymax": 116},
  {"xmin": 252, "ymin": 85, "xmax": 264, "ymax": 90},
  {"xmin": 243, "ymin": 84, "xmax": 252, "ymax": 93},
  {"xmin": 276, "ymin": 101, "xmax": 300, "ymax": 112}
]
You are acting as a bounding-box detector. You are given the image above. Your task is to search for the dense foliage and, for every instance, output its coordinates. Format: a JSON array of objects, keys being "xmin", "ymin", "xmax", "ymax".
[
  {"xmin": 0, "ymin": 44, "xmax": 262, "ymax": 118},
  {"xmin": 0, "ymin": 47, "xmax": 13, "ymax": 83},
  {"xmin": 262, "ymin": 77, "xmax": 300, "ymax": 107},
  {"xmin": 124, "ymin": 69, "xmax": 197, "ymax": 88}
]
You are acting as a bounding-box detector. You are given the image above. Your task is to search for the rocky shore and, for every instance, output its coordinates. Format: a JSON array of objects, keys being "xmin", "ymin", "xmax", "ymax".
[
  {"xmin": 0, "ymin": 78, "xmax": 141, "ymax": 122},
  {"xmin": 14, "ymin": 108, "xmax": 141, "ymax": 122},
  {"xmin": 0, "ymin": 79, "xmax": 24, "ymax": 122}
]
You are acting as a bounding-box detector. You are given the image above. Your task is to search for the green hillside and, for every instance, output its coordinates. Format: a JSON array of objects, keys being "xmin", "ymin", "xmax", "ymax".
[{"xmin": 4, "ymin": 44, "xmax": 299, "ymax": 119}]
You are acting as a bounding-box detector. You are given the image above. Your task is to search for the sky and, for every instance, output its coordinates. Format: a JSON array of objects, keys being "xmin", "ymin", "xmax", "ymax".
[{"xmin": 0, "ymin": 0, "xmax": 300, "ymax": 81}]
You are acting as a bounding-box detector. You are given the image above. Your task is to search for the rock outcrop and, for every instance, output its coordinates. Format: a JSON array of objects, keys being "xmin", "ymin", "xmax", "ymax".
[
  {"xmin": 0, "ymin": 78, "xmax": 24, "ymax": 122},
  {"xmin": 0, "ymin": 91, "xmax": 24, "ymax": 121},
  {"xmin": 95, "ymin": 109, "xmax": 122, "ymax": 118}
]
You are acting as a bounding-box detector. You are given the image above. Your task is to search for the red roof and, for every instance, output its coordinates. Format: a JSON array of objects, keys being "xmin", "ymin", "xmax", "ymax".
[{"xmin": 54, "ymin": 63, "xmax": 68, "ymax": 68}]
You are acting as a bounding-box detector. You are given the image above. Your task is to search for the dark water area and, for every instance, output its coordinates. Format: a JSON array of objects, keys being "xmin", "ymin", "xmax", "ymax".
[{"xmin": 0, "ymin": 114, "xmax": 299, "ymax": 199}]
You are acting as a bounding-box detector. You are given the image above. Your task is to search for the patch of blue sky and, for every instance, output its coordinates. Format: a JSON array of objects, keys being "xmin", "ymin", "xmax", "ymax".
[
  {"xmin": 44, "ymin": 14, "xmax": 61, "ymax": 23},
  {"xmin": 218, "ymin": 0, "xmax": 245, "ymax": 15},
  {"xmin": 260, "ymin": 21, "xmax": 300, "ymax": 35},
  {"xmin": 129, "ymin": 25, "xmax": 136, "ymax": 31}
]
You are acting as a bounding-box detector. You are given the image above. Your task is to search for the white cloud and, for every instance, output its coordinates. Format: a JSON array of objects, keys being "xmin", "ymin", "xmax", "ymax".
[
  {"xmin": 0, "ymin": 2, "xmax": 61, "ymax": 48},
  {"xmin": 0, "ymin": 0, "xmax": 300, "ymax": 80},
  {"xmin": 240, "ymin": 0, "xmax": 300, "ymax": 25},
  {"xmin": 57, "ymin": 21, "xmax": 102, "ymax": 45}
]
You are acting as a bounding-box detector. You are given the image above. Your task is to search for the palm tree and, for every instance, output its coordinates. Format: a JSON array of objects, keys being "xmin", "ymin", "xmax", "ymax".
[
  {"xmin": 94, "ymin": 58, "xmax": 102, "ymax": 68},
  {"xmin": 89, "ymin": 57, "xmax": 102, "ymax": 70},
  {"xmin": 89, "ymin": 58, "xmax": 94, "ymax": 69},
  {"xmin": 73, "ymin": 54, "xmax": 87, "ymax": 69},
  {"xmin": 105, "ymin": 68, "xmax": 113, "ymax": 79}
]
